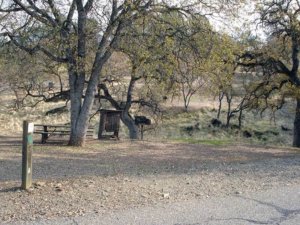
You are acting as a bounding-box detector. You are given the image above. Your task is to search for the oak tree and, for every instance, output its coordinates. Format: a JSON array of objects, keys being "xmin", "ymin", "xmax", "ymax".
[{"xmin": 0, "ymin": 0, "xmax": 195, "ymax": 146}]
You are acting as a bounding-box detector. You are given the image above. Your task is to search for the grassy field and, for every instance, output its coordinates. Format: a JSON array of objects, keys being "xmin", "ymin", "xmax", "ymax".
[
  {"xmin": 144, "ymin": 96, "xmax": 295, "ymax": 147},
  {"xmin": 0, "ymin": 90, "xmax": 296, "ymax": 147}
]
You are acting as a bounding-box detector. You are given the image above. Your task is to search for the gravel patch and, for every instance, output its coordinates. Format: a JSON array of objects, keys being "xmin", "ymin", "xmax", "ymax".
[{"xmin": 0, "ymin": 138, "xmax": 299, "ymax": 223}]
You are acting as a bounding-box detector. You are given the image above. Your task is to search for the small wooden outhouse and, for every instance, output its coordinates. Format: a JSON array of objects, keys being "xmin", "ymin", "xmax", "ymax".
[{"xmin": 98, "ymin": 109, "xmax": 122, "ymax": 139}]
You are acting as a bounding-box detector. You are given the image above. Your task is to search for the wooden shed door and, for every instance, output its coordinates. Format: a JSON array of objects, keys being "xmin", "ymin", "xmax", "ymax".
[{"xmin": 105, "ymin": 113, "xmax": 120, "ymax": 132}]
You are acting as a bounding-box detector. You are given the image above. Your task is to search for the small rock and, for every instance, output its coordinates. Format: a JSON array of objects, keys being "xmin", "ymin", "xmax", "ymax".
[
  {"xmin": 102, "ymin": 190, "xmax": 108, "ymax": 195},
  {"xmin": 27, "ymin": 187, "xmax": 35, "ymax": 193},
  {"xmin": 162, "ymin": 193, "xmax": 170, "ymax": 198},
  {"xmin": 35, "ymin": 181, "xmax": 46, "ymax": 187},
  {"xmin": 124, "ymin": 178, "xmax": 131, "ymax": 182},
  {"xmin": 55, "ymin": 187, "xmax": 63, "ymax": 192}
]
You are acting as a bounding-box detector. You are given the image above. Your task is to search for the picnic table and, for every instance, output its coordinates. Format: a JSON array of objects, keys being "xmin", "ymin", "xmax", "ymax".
[{"xmin": 34, "ymin": 124, "xmax": 94, "ymax": 143}]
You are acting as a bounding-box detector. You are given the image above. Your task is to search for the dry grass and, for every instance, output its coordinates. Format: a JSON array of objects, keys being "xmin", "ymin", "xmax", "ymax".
[
  {"xmin": 0, "ymin": 93, "xmax": 68, "ymax": 134},
  {"xmin": 0, "ymin": 91, "xmax": 100, "ymax": 136},
  {"xmin": 0, "ymin": 91, "xmax": 296, "ymax": 147}
]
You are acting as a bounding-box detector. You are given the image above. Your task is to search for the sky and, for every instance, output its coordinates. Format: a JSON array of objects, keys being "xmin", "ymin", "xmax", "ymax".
[
  {"xmin": 0, "ymin": 0, "xmax": 266, "ymax": 41},
  {"xmin": 207, "ymin": 1, "xmax": 266, "ymax": 40}
]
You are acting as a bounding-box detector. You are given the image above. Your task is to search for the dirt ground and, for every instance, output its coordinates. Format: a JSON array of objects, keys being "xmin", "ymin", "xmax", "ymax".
[{"xmin": 0, "ymin": 135, "xmax": 300, "ymax": 224}]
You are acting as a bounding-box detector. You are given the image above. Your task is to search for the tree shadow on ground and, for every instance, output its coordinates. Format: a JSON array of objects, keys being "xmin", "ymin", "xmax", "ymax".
[
  {"xmin": 0, "ymin": 187, "xmax": 22, "ymax": 193},
  {"xmin": 0, "ymin": 135, "xmax": 22, "ymax": 146},
  {"xmin": 1, "ymin": 137, "xmax": 299, "ymax": 182}
]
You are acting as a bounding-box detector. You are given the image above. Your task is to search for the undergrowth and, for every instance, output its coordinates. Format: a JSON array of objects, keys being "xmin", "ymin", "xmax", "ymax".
[{"xmin": 0, "ymin": 92, "xmax": 295, "ymax": 147}]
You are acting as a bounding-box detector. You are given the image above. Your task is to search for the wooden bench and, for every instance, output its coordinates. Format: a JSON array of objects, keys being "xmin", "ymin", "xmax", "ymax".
[{"xmin": 34, "ymin": 124, "xmax": 94, "ymax": 143}]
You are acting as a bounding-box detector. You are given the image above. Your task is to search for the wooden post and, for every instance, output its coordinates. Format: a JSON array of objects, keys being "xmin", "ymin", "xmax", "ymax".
[
  {"xmin": 98, "ymin": 112, "xmax": 107, "ymax": 139},
  {"xmin": 42, "ymin": 125, "xmax": 48, "ymax": 144},
  {"xmin": 22, "ymin": 121, "xmax": 34, "ymax": 190}
]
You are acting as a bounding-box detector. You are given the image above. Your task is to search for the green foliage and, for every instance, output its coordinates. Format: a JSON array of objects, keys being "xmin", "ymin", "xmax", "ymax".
[{"xmin": 206, "ymin": 33, "xmax": 244, "ymax": 96}]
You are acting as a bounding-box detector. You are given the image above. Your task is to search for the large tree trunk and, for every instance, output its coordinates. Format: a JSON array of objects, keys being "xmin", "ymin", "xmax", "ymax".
[
  {"xmin": 68, "ymin": 70, "xmax": 89, "ymax": 146},
  {"xmin": 68, "ymin": 61, "xmax": 107, "ymax": 146},
  {"xmin": 68, "ymin": 4, "xmax": 90, "ymax": 146},
  {"xmin": 66, "ymin": 5, "xmax": 116, "ymax": 146},
  {"xmin": 121, "ymin": 74, "xmax": 140, "ymax": 140},
  {"xmin": 69, "ymin": 126, "xmax": 86, "ymax": 146},
  {"xmin": 121, "ymin": 112, "xmax": 139, "ymax": 139},
  {"xmin": 68, "ymin": 77, "xmax": 100, "ymax": 146},
  {"xmin": 293, "ymin": 98, "xmax": 300, "ymax": 147}
]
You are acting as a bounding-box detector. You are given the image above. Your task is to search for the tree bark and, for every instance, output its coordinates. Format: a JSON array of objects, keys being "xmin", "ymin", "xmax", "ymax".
[
  {"xmin": 68, "ymin": 128, "xmax": 86, "ymax": 146},
  {"xmin": 217, "ymin": 92, "xmax": 224, "ymax": 119},
  {"xmin": 225, "ymin": 92, "xmax": 232, "ymax": 128},
  {"xmin": 293, "ymin": 98, "xmax": 300, "ymax": 147},
  {"xmin": 68, "ymin": 71, "xmax": 89, "ymax": 146},
  {"xmin": 67, "ymin": 2, "xmax": 90, "ymax": 146},
  {"xmin": 67, "ymin": 0, "xmax": 117, "ymax": 146},
  {"xmin": 238, "ymin": 98, "xmax": 246, "ymax": 129},
  {"xmin": 182, "ymin": 84, "xmax": 189, "ymax": 112},
  {"xmin": 121, "ymin": 112, "xmax": 140, "ymax": 139},
  {"xmin": 238, "ymin": 108, "xmax": 243, "ymax": 129},
  {"xmin": 121, "ymin": 74, "xmax": 140, "ymax": 140},
  {"xmin": 98, "ymin": 73, "xmax": 141, "ymax": 140}
]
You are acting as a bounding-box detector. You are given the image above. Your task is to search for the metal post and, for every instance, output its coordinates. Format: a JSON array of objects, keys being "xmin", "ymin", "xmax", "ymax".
[{"xmin": 22, "ymin": 121, "xmax": 34, "ymax": 190}]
